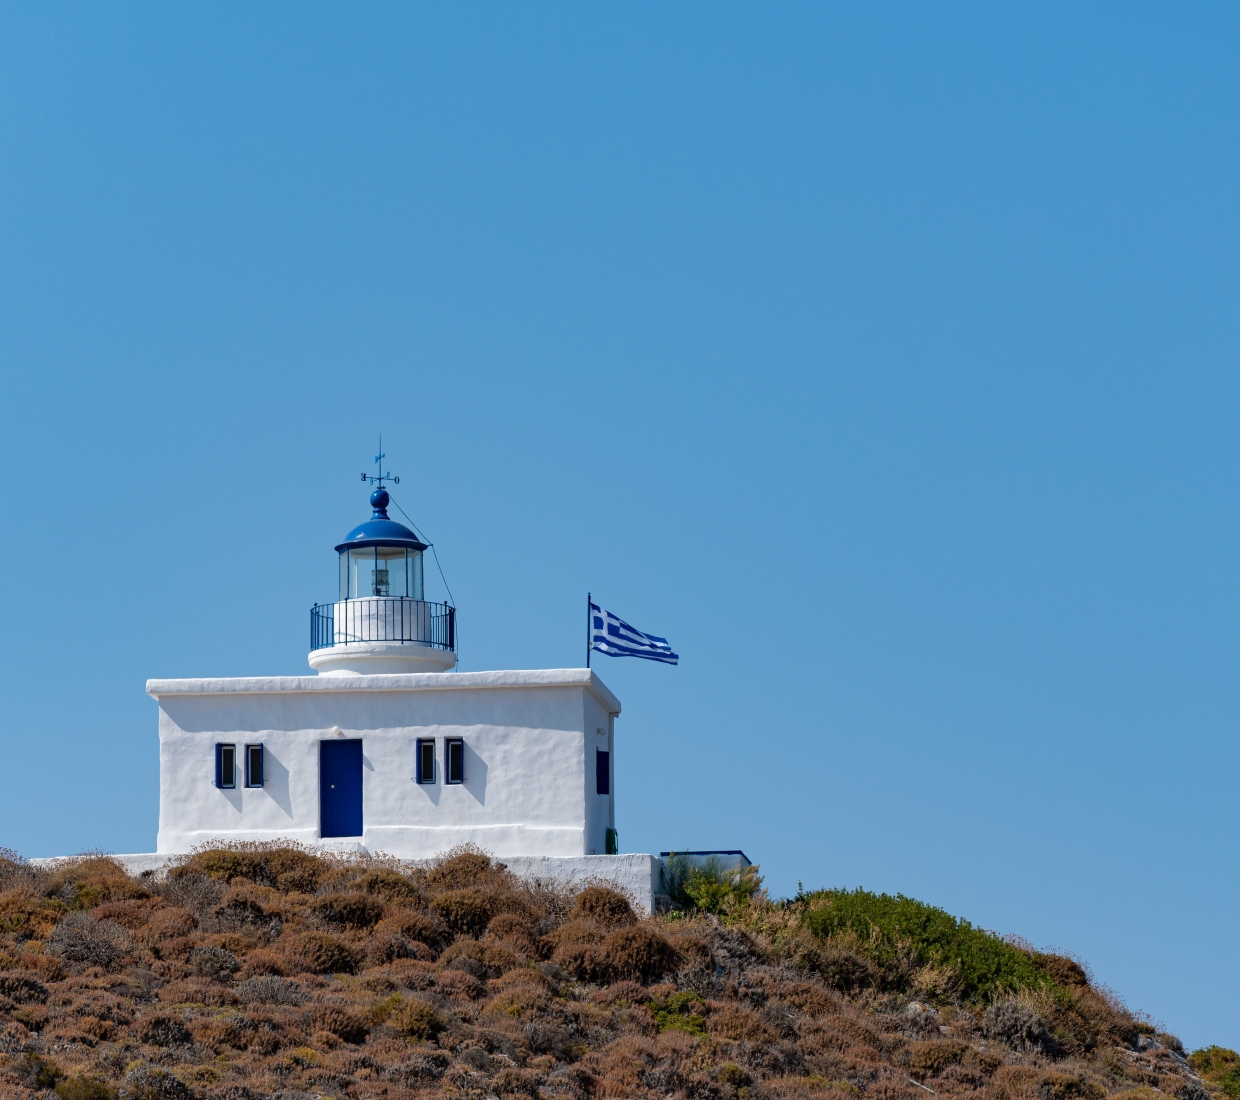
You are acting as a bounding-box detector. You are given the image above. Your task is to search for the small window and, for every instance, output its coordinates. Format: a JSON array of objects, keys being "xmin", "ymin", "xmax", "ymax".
[
  {"xmin": 446, "ymin": 738, "xmax": 464, "ymax": 784},
  {"xmin": 416, "ymin": 739, "xmax": 435, "ymax": 784},
  {"xmin": 215, "ymin": 744, "xmax": 236, "ymax": 789},
  {"xmin": 245, "ymin": 744, "xmax": 264, "ymax": 788},
  {"xmin": 596, "ymin": 749, "xmax": 610, "ymax": 796}
]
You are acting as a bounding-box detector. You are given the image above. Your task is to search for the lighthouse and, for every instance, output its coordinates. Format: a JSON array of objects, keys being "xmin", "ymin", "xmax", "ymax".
[{"xmin": 146, "ymin": 481, "xmax": 648, "ymax": 898}]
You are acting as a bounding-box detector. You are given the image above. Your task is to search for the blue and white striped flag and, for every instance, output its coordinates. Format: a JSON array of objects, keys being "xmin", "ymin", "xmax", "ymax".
[{"xmin": 590, "ymin": 601, "xmax": 679, "ymax": 665}]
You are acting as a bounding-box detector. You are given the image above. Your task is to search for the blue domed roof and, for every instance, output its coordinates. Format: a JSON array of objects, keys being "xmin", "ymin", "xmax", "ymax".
[{"xmin": 335, "ymin": 489, "xmax": 428, "ymax": 552}]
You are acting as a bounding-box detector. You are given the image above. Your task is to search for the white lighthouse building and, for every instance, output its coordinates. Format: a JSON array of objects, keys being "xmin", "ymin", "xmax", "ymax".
[{"xmin": 145, "ymin": 485, "xmax": 649, "ymax": 895}]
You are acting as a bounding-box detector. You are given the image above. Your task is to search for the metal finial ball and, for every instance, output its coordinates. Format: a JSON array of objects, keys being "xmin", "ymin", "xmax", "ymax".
[{"xmin": 370, "ymin": 488, "xmax": 390, "ymax": 510}]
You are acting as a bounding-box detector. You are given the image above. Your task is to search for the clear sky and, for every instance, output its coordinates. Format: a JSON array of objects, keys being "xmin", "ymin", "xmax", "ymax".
[{"xmin": 0, "ymin": 2, "xmax": 1237, "ymax": 1051}]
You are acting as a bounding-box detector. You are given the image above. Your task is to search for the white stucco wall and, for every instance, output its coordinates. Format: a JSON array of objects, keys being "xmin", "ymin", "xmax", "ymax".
[{"xmin": 149, "ymin": 669, "xmax": 621, "ymax": 861}]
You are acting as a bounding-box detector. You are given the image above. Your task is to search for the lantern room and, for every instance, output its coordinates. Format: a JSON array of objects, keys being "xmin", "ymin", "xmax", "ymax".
[
  {"xmin": 336, "ymin": 489, "xmax": 427, "ymax": 600},
  {"xmin": 308, "ymin": 487, "xmax": 457, "ymax": 675}
]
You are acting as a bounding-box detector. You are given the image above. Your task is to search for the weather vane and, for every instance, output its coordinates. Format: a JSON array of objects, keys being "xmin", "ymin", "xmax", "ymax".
[{"xmin": 362, "ymin": 436, "xmax": 400, "ymax": 489}]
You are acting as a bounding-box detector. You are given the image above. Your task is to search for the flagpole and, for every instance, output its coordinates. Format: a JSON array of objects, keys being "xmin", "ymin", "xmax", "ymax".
[{"xmin": 586, "ymin": 592, "xmax": 591, "ymax": 669}]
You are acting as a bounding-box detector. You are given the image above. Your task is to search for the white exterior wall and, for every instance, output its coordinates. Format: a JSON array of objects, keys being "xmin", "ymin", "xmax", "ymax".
[
  {"xmin": 150, "ymin": 669, "xmax": 621, "ymax": 861},
  {"xmin": 582, "ymin": 692, "xmax": 615, "ymax": 855}
]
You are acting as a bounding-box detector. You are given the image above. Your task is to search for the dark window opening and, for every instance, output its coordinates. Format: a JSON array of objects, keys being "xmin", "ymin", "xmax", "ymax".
[
  {"xmin": 245, "ymin": 744, "xmax": 264, "ymax": 787},
  {"xmin": 446, "ymin": 738, "xmax": 464, "ymax": 784},
  {"xmin": 596, "ymin": 749, "xmax": 610, "ymax": 796},
  {"xmin": 215, "ymin": 744, "xmax": 236, "ymax": 789},
  {"xmin": 416, "ymin": 739, "xmax": 435, "ymax": 784}
]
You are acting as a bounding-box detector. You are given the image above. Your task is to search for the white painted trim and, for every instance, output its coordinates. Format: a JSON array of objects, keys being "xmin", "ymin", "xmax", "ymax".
[{"xmin": 146, "ymin": 668, "xmax": 621, "ymax": 716}]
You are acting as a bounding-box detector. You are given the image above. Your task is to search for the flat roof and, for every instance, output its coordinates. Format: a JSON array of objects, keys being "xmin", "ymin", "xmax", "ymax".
[{"xmin": 146, "ymin": 668, "xmax": 621, "ymax": 715}]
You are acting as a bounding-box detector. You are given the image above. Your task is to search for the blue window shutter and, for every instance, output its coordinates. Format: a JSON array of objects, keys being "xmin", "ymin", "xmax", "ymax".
[
  {"xmin": 245, "ymin": 744, "xmax": 264, "ymax": 787},
  {"xmin": 415, "ymin": 740, "xmax": 423, "ymax": 784},
  {"xmin": 596, "ymin": 750, "xmax": 610, "ymax": 796},
  {"xmin": 214, "ymin": 744, "xmax": 222, "ymax": 788}
]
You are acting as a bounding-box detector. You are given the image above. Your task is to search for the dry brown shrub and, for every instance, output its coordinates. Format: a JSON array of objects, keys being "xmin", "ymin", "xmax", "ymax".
[
  {"xmin": 491, "ymin": 1066, "xmax": 539, "ymax": 1096},
  {"xmin": 775, "ymin": 981, "xmax": 839, "ymax": 1017},
  {"xmin": 434, "ymin": 967, "xmax": 485, "ymax": 1000},
  {"xmin": 0, "ymin": 893, "xmax": 63, "ymax": 940},
  {"xmin": 550, "ymin": 942, "xmax": 613, "ymax": 983},
  {"xmin": 545, "ymin": 918, "xmax": 605, "ymax": 948},
  {"xmin": 482, "ymin": 982, "xmax": 552, "ymax": 1020},
  {"xmin": 281, "ymin": 931, "xmax": 361, "ymax": 975},
  {"xmin": 430, "ymin": 888, "xmax": 495, "ymax": 937},
  {"xmin": 390, "ymin": 999, "xmax": 445, "ymax": 1040},
  {"xmin": 424, "ymin": 847, "xmax": 505, "ymax": 891},
  {"xmin": 1038, "ymin": 954, "xmax": 1090, "ymax": 988},
  {"xmin": 489, "ymin": 966, "xmax": 552, "ymax": 993},
  {"xmin": 145, "ymin": 907, "xmax": 195, "ymax": 941},
  {"xmin": 668, "ymin": 933, "xmax": 713, "ymax": 971},
  {"xmin": 367, "ymin": 931, "xmax": 434, "ymax": 965},
  {"xmin": 312, "ymin": 1003, "xmax": 369, "ymax": 1044},
  {"xmin": 707, "ymin": 1003, "xmax": 780, "ymax": 1045},
  {"xmin": 804, "ymin": 1013, "xmax": 885, "ymax": 1056},
  {"xmin": 239, "ymin": 948, "xmax": 286, "ymax": 976},
  {"xmin": 601, "ymin": 924, "xmax": 678, "ymax": 984},
  {"xmin": 0, "ymin": 972, "xmax": 47, "ymax": 1004},
  {"xmin": 16, "ymin": 954, "xmax": 62, "ymax": 981},
  {"xmin": 189, "ymin": 945, "xmax": 239, "ymax": 981},
  {"xmin": 134, "ymin": 1014, "xmax": 192, "ymax": 1046},
  {"xmin": 569, "ymin": 887, "xmax": 636, "ymax": 929},
  {"xmin": 377, "ymin": 907, "xmax": 447, "ymax": 948},
  {"xmin": 590, "ymin": 979, "xmax": 647, "ymax": 1005},
  {"xmin": 438, "ymin": 937, "xmax": 521, "ymax": 977},
  {"xmin": 355, "ymin": 869, "xmax": 423, "ymax": 904},
  {"xmin": 90, "ymin": 900, "xmax": 157, "ymax": 931},
  {"xmin": 172, "ymin": 842, "xmax": 328, "ymax": 891},
  {"xmin": 907, "ymin": 1040, "xmax": 968, "ymax": 1078},
  {"xmin": 157, "ymin": 978, "xmax": 242, "ymax": 1007},
  {"xmin": 387, "ymin": 958, "xmax": 437, "ymax": 989},
  {"xmin": 235, "ymin": 974, "xmax": 305, "ymax": 1005},
  {"xmin": 44, "ymin": 856, "xmax": 149, "ymax": 907},
  {"xmin": 486, "ymin": 912, "xmax": 540, "ymax": 956},
  {"xmin": 312, "ymin": 893, "xmax": 385, "ymax": 929}
]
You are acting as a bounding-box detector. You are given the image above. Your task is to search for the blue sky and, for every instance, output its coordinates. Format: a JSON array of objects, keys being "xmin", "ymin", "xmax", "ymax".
[{"xmin": 1, "ymin": 2, "xmax": 1238, "ymax": 1050}]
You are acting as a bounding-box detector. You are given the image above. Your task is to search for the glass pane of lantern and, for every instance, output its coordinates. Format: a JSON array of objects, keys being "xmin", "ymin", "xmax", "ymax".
[
  {"xmin": 375, "ymin": 547, "xmax": 407, "ymax": 597},
  {"xmin": 410, "ymin": 550, "xmax": 424, "ymax": 600}
]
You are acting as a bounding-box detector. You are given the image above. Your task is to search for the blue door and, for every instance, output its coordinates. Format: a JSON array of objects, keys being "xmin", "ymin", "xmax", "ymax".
[{"xmin": 320, "ymin": 739, "xmax": 363, "ymax": 838}]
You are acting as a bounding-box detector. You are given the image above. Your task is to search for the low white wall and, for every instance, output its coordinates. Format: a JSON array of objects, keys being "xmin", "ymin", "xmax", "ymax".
[{"xmin": 31, "ymin": 851, "xmax": 662, "ymax": 916}]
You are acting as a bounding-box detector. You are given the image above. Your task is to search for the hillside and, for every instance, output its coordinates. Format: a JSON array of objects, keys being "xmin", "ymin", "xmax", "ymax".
[{"xmin": 0, "ymin": 845, "xmax": 1229, "ymax": 1100}]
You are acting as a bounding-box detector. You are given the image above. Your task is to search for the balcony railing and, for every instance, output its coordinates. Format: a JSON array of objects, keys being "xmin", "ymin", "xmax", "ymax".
[{"xmin": 311, "ymin": 598, "xmax": 456, "ymax": 652}]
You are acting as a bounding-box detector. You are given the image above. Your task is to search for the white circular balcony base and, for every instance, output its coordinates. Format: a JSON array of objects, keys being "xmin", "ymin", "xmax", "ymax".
[{"xmin": 308, "ymin": 641, "xmax": 458, "ymax": 675}]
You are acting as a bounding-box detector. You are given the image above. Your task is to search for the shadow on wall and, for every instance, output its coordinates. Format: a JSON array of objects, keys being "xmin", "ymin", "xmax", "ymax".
[
  {"xmin": 263, "ymin": 750, "xmax": 294, "ymax": 819},
  {"xmin": 463, "ymin": 743, "xmax": 488, "ymax": 805}
]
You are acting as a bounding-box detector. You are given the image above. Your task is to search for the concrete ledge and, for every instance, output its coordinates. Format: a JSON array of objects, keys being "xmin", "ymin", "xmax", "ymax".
[{"xmin": 146, "ymin": 668, "xmax": 621, "ymax": 716}]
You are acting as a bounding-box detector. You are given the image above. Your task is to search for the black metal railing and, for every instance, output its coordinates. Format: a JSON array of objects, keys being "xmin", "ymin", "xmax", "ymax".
[{"xmin": 311, "ymin": 598, "xmax": 456, "ymax": 652}]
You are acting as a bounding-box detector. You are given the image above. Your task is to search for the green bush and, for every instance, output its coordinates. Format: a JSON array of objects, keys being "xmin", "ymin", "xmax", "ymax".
[
  {"xmin": 1190, "ymin": 1047, "xmax": 1240, "ymax": 1099},
  {"xmin": 57, "ymin": 1076, "xmax": 118, "ymax": 1100},
  {"xmin": 651, "ymin": 991, "xmax": 707, "ymax": 1036},
  {"xmin": 662, "ymin": 855, "xmax": 763, "ymax": 916},
  {"xmin": 801, "ymin": 888, "xmax": 1052, "ymax": 1003}
]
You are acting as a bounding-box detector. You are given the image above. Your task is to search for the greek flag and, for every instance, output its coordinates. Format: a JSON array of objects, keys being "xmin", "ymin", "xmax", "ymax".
[{"xmin": 590, "ymin": 601, "xmax": 679, "ymax": 665}]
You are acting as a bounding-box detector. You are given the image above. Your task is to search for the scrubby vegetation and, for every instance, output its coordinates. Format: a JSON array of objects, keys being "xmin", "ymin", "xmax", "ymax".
[{"xmin": 0, "ymin": 842, "xmax": 1226, "ymax": 1100}]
